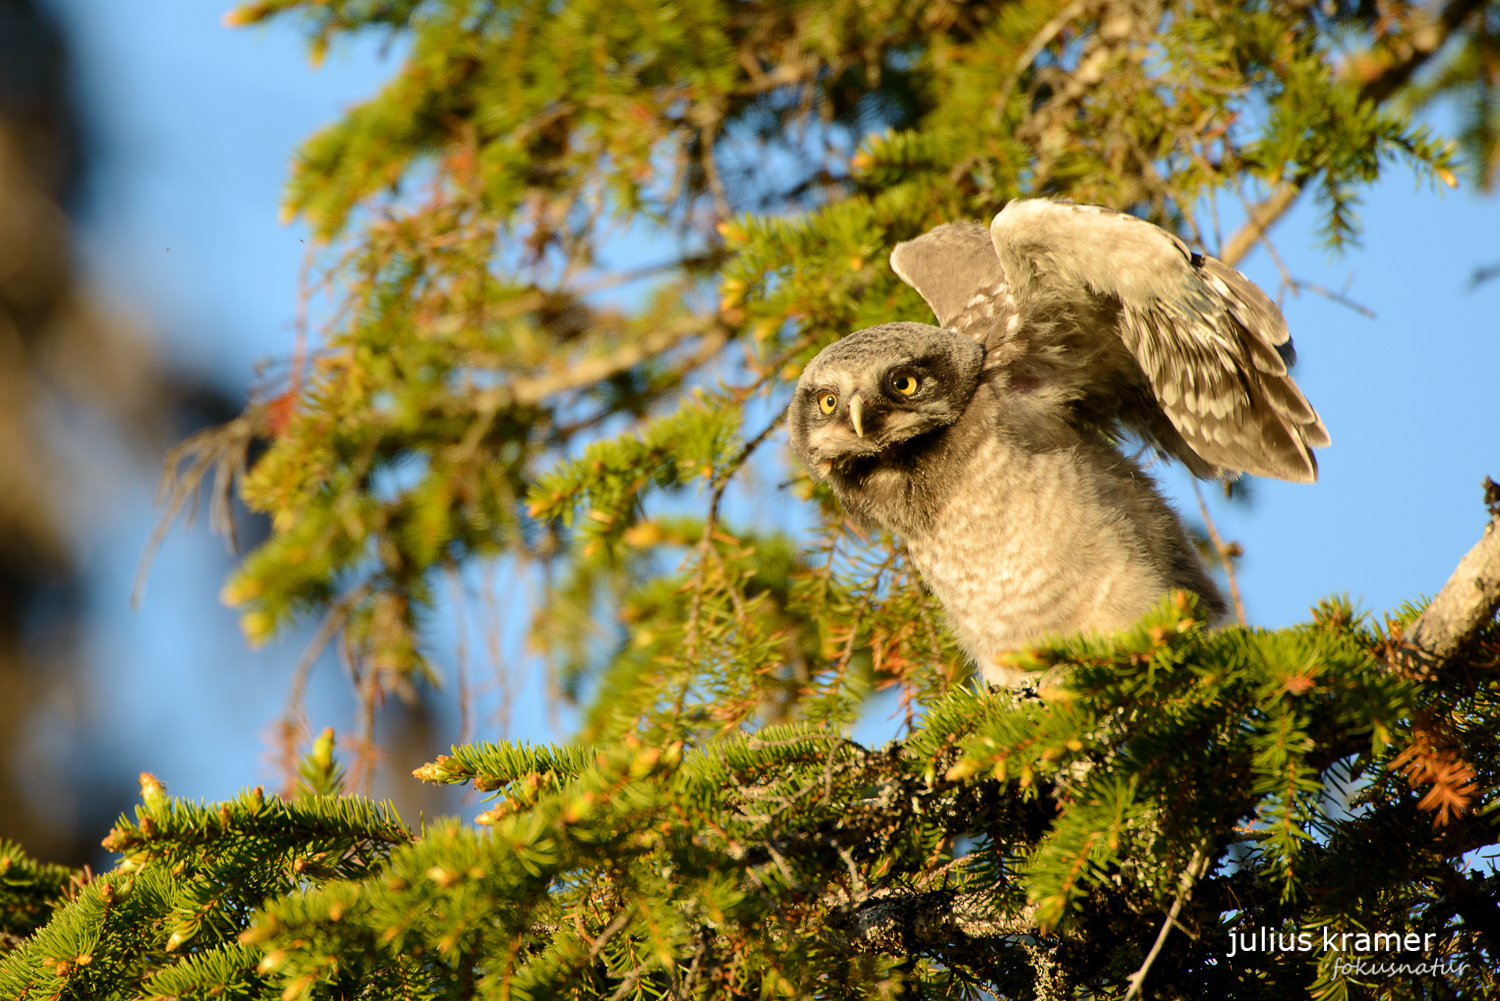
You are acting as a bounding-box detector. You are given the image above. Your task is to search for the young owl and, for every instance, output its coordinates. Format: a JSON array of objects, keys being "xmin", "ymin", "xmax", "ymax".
[{"xmin": 787, "ymin": 199, "xmax": 1328, "ymax": 685}]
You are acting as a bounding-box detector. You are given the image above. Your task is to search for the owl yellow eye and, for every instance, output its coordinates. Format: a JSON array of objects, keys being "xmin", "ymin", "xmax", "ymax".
[
  {"xmin": 818, "ymin": 392, "xmax": 838, "ymax": 415},
  {"xmin": 890, "ymin": 371, "xmax": 920, "ymax": 396}
]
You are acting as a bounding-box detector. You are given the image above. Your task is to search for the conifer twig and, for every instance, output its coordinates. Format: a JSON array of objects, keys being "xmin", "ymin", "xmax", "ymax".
[
  {"xmin": 1123, "ymin": 840, "xmax": 1210, "ymax": 1000},
  {"xmin": 471, "ymin": 319, "xmax": 727, "ymax": 412},
  {"xmin": 1192, "ymin": 481, "xmax": 1247, "ymax": 626},
  {"xmin": 1256, "ymin": 225, "xmax": 1377, "ymax": 318},
  {"xmin": 133, "ymin": 411, "xmax": 258, "ymax": 608},
  {"xmin": 607, "ymin": 964, "xmax": 649, "ymax": 1001},
  {"xmin": 587, "ymin": 908, "xmax": 634, "ymax": 961},
  {"xmin": 346, "ymin": 628, "xmax": 384, "ymax": 796},
  {"xmin": 272, "ymin": 580, "xmax": 371, "ymax": 792}
]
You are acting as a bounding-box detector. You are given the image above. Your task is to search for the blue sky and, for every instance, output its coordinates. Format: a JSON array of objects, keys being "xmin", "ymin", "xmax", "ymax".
[{"xmin": 38, "ymin": 0, "xmax": 1500, "ymax": 815}]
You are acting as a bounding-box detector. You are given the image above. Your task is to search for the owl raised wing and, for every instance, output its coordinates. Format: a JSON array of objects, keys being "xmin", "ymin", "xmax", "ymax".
[{"xmin": 890, "ymin": 199, "xmax": 1329, "ymax": 483}]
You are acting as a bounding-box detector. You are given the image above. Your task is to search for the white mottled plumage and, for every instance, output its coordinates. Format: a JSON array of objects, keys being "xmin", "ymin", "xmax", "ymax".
[
  {"xmin": 906, "ymin": 438, "xmax": 1185, "ymax": 674},
  {"xmin": 789, "ymin": 199, "xmax": 1328, "ymax": 685}
]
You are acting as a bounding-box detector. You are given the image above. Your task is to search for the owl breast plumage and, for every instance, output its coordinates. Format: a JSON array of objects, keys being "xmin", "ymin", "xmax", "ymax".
[{"xmin": 787, "ymin": 199, "xmax": 1328, "ymax": 685}]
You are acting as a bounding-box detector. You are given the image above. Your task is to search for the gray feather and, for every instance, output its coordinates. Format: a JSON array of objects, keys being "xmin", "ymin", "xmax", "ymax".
[
  {"xmin": 890, "ymin": 224, "xmax": 1006, "ymax": 332},
  {"xmin": 985, "ymin": 198, "xmax": 1329, "ymax": 482},
  {"xmin": 891, "ymin": 224, "xmax": 1027, "ymax": 371}
]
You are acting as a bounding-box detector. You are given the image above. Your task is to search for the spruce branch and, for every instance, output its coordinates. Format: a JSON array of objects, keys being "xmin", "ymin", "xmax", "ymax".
[
  {"xmin": 845, "ymin": 888, "xmax": 1037, "ymax": 953},
  {"xmin": 1356, "ymin": 0, "xmax": 1492, "ymax": 105},
  {"xmin": 1220, "ymin": 0, "xmax": 1484, "ymax": 267},
  {"xmin": 66, "ymin": 4, "xmax": 1500, "ymax": 995},
  {"xmin": 991, "ymin": 0, "xmax": 1089, "ymax": 132}
]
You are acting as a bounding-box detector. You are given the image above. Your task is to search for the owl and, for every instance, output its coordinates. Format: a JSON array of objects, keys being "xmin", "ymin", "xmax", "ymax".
[{"xmin": 787, "ymin": 199, "xmax": 1329, "ymax": 685}]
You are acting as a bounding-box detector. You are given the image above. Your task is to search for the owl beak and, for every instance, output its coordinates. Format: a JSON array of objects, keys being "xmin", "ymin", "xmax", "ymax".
[{"xmin": 848, "ymin": 394, "xmax": 866, "ymax": 438}]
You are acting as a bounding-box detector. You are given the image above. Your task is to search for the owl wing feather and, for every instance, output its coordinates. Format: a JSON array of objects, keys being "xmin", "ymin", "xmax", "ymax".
[
  {"xmin": 890, "ymin": 223, "xmax": 1027, "ymax": 367},
  {"xmin": 890, "ymin": 200, "xmax": 1329, "ymax": 483}
]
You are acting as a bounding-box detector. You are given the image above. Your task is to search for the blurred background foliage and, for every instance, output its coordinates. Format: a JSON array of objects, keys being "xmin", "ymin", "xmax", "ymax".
[{"xmin": 0, "ymin": 0, "xmax": 253, "ymax": 864}]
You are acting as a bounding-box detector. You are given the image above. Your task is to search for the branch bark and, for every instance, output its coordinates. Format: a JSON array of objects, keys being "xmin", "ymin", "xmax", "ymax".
[
  {"xmin": 1356, "ymin": 0, "xmax": 1491, "ymax": 104},
  {"xmin": 1404, "ymin": 515, "xmax": 1500, "ymax": 670},
  {"xmin": 1219, "ymin": 182, "xmax": 1304, "ymax": 268}
]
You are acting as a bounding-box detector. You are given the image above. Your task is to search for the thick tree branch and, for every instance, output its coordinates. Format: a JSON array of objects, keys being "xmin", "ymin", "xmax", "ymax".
[
  {"xmin": 1405, "ymin": 515, "xmax": 1500, "ymax": 669},
  {"xmin": 1356, "ymin": 0, "xmax": 1491, "ymax": 104}
]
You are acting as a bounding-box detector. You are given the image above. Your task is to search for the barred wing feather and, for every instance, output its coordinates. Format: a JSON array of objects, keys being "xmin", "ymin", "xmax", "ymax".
[{"xmin": 890, "ymin": 200, "xmax": 1329, "ymax": 482}]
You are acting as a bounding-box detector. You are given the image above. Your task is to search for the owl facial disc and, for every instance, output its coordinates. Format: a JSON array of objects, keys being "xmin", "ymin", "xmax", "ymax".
[{"xmin": 788, "ymin": 322, "xmax": 983, "ymax": 480}]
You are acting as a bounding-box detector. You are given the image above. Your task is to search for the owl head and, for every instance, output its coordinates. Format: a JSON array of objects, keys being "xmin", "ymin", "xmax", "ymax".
[{"xmin": 788, "ymin": 322, "xmax": 984, "ymax": 480}]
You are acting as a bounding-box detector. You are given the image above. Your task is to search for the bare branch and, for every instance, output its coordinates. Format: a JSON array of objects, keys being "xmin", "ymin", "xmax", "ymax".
[
  {"xmin": 1288, "ymin": 278, "xmax": 1377, "ymax": 318},
  {"xmin": 133, "ymin": 411, "xmax": 259, "ymax": 608},
  {"xmin": 588, "ymin": 908, "xmax": 634, "ymax": 962},
  {"xmin": 1123, "ymin": 841, "xmax": 1211, "ymax": 1000},
  {"xmin": 272, "ymin": 581, "xmax": 372, "ymax": 792},
  {"xmin": 444, "ymin": 564, "xmax": 473, "ymax": 747},
  {"xmin": 992, "ymin": 0, "xmax": 1088, "ymax": 128},
  {"xmin": 1220, "ymin": 182, "xmax": 1304, "ymax": 268},
  {"xmin": 1404, "ymin": 514, "xmax": 1500, "ymax": 670}
]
